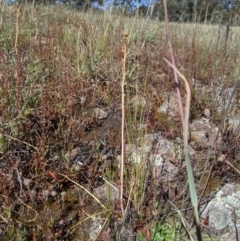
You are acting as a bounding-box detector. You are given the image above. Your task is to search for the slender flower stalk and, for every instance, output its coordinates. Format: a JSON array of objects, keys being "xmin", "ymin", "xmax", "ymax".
[
  {"xmin": 163, "ymin": 0, "xmax": 184, "ymax": 128},
  {"xmin": 164, "ymin": 58, "xmax": 202, "ymax": 241},
  {"xmin": 163, "ymin": 1, "xmax": 202, "ymax": 239},
  {"xmin": 120, "ymin": 30, "xmax": 129, "ymax": 216}
]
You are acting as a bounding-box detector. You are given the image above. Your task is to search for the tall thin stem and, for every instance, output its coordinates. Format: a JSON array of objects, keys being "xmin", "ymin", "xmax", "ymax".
[
  {"xmin": 163, "ymin": 0, "xmax": 184, "ymax": 128},
  {"xmin": 120, "ymin": 30, "xmax": 129, "ymax": 216}
]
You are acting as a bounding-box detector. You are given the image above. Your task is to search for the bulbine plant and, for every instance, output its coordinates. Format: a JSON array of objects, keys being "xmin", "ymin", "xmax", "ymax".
[
  {"xmin": 165, "ymin": 59, "xmax": 202, "ymax": 240},
  {"xmin": 163, "ymin": 0, "xmax": 202, "ymax": 240}
]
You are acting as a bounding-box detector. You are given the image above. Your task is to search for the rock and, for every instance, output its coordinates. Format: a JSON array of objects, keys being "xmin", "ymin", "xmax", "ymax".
[
  {"xmin": 94, "ymin": 183, "xmax": 119, "ymax": 203},
  {"xmin": 216, "ymin": 87, "xmax": 236, "ymax": 113},
  {"xmin": 189, "ymin": 118, "xmax": 221, "ymax": 148},
  {"xmin": 118, "ymin": 223, "xmax": 140, "ymax": 241},
  {"xmin": 42, "ymin": 189, "xmax": 50, "ymax": 197},
  {"xmin": 188, "ymin": 145, "xmax": 197, "ymax": 162},
  {"xmin": 158, "ymin": 93, "xmax": 180, "ymax": 118},
  {"xmin": 204, "ymin": 108, "xmax": 211, "ymax": 118},
  {"xmin": 89, "ymin": 216, "xmax": 103, "ymax": 241},
  {"xmin": 49, "ymin": 155, "xmax": 59, "ymax": 161},
  {"xmin": 23, "ymin": 178, "xmax": 32, "ymax": 187},
  {"xmin": 60, "ymin": 191, "xmax": 67, "ymax": 200},
  {"xmin": 116, "ymin": 155, "xmax": 121, "ymax": 163},
  {"xmin": 50, "ymin": 190, "xmax": 57, "ymax": 197},
  {"xmin": 228, "ymin": 115, "xmax": 240, "ymax": 133},
  {"xmin": 64, "ymin": 147, "xmax": 81, "ymax": 161},
  {"xmin": 74, "ymin": 164, "xmax": 81, "ymax": 171},
  {"xmin": 217, "ymin": 154, "xmax": 226, "ymax": 163},
  {"xmin": 193, "ymin": 80, "xmax": 237, "ymax": 117},
  {"xmin": 95, "ymin": 108, "xmax": 108, "ymax": 119},
  {"xmin": 201, "ymin": 183, "xmax": 240, "ymax": 241},
  {"xmin": 65, "ymin": 144, "xmax": 93, "ymax": 167},
  {"xmin": 126, "ymin": 133, "xmax": 181, "ymax": 180},
  {"xmin": 102, "ymin": 155, "xmax": 108, "ymax": 160}
]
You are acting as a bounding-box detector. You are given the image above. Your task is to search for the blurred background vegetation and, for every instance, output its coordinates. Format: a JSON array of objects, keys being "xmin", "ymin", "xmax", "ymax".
[{"xmin": 13, "ymin": 0, "xmax": 240, "ymax": 24}]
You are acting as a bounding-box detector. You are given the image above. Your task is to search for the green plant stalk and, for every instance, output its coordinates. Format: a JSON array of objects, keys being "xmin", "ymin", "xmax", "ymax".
[
  {"xmin": 163, "ymin": 1, "xmax": 202, "ymax": 238},
  {"xmin": 164, "ymin": 58, "xmax": 202, "ymax": 240}
]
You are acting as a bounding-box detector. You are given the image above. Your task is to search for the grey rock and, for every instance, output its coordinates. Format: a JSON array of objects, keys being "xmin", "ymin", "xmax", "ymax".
[
  {"xmin": 216, "ymin": 87, "xmax": 236, "ymax": 113},
  {"xmin": 158, "ymin": 93, "xmax": 180, "ymax": 118},
  {"xmin": 126, "ymin": 133, "xmax": 181, "ymax": 180},
  {"xmin": 65, "ymin": 147, "xmax": 81, "ymax": 161},
  {"xmin": 228, "ymin": 115, "xmax": 240, "ymax": 133},
  {"xmin": 94, "ymin": 183, "xmax": 119, "ymax": 203},
  {"xmin": 189, "ymin": 118, "xmax": 221, "ymax": 147},
  {"xmin": 217, "ymin": 154, "xmax": 226, "ymax": 163},
  {"xmin": 208, "ymin": 205, "xmax": 232, "ymax": 230},
  {"xmin": 74, "ymin": 164, "xmax": 81, "ymax": 171},
  {"xmin": 201, "ymin": 183, "xmax": 240, "ymax": 241},
  {"xmin": 42, "ymin": 189, "xmax": 50, "ymax": 197},
  {"xmin": 204, "ymin": 108, "xmax": 211, "ymax": 118},
  {"xmin": 89, "ymin": 217, "xmax": 103, "ymax": 241},
  {"xmin": 49, "ymin": 155, "xmax": 59, "ymax": 161},
  {"xmin": 95, "ymin": 108, "xmax": 108, "ymax": 119},
  {"xmin": 23, "ymin": 178, "xmax": 32, "ymax": 187}
]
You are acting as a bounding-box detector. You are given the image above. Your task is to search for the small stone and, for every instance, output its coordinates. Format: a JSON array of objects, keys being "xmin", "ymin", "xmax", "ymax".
[
  {"xmin": 65, "ymin": 147, "xmax": 80, "ymax": 161},
  {"xmin": 23, "ymin": 178, "xmax": 32, "ymax": 187},
  {"xmin": 94, "ymin": 184, "xmax": 119, "ymax": 202},
  {"xmin": 59, "ymin": 220, "xmax": 65, "ymax": 225},
  {"xmin": 92, "ymin": 84, "xmax": 97, "ymax": 89},
  {"xmin": 116, "ymin": 155, "xmax": 121, "ymax": 162},
  {"xmin": 42, "ymin": 190, "xmax": 50, "ymax": 197},
  {"xmin": 102, "ymin": 155, "xmax": 108, "ymax": 160},
  {"xmin": 228, "ymin": 115, "xmax": 240, "ymax": 133},
  {"xmin": 158, "ymin": 93, "xmax": 179, "ymax": 118},
  {"xmin": 50, "ymin": 190, "xmax": 57, "ymax": 197},
  {"xmin": 175, "ymin": 137, "xmax": 182, "ymax": 144},
  {"xmin": 89, "ymin": 141, "xmax": 95, "ymax": 146},
  {"xmin": 60, "ymin": 191, "xmax": 67, "ymax": 199},
  {"xmin": 30, "ymin": 189, "xmax": 37, "ymax": 197},
  {"xmin": 190, "ymin": 141, "xmax": 195, "ymax": 146},
  {"xmin": 217, "ymin": 154, "xmax": 226, "ymax": 163},
  {"xmin": 95, "ymin": 108, "xmax": 108, "ymax": 119},
  {"xmin": 50, "ymin": 155, "xmax": 59, "ymax": 161},
  {"xmin": 74, "ymin": 165, "xmax": 81, "ymax": 171},
  {"xmin": 189, "ymin": 119, "xmax": 221, "ymax": 148},
  {"xmin": 204, "ymin": 108, "xmax": 211, "ymax": 118},
  {"xmin": 93, "ymin": 153, "xmax": 100, "ymax": 159}
]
